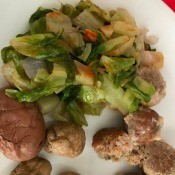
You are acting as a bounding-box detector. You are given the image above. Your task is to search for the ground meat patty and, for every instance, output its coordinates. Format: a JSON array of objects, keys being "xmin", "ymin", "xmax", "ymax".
[
  {"xmin": 0, "ymin": 88, "xmax": 46, "ymax": 161},
  {"xmin": 137, "ymin": 66, "xmax": 166, "ymax": 106},
  {"xmin": 59, "ymin": 172, "xmax": 80, "ymax": 175},
  {"xmin": 92, "ymin": 128, "xmax": 132, "ymax": 162},
  {"xmin": 10, "ymin": 156, "xmax": 52, "ymax": 175},
  {"xmin": 44, "ymin": 121, "xmax": 86, "ymax": 158},
  {"xmin": 124, "ymin": 107, "xmax": 163, "ymax": 146},
  {"xmin": 142, "ymin": 140, "xmax": 175, "ymax": 175}
]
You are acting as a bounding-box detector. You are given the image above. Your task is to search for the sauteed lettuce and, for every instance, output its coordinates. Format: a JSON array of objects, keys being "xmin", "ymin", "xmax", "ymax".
[{"xmin": 1, "ymin": 0, "xmax": 164, "ymax": 126}]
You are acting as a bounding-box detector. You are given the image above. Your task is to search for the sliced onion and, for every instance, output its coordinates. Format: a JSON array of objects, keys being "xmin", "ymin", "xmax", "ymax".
[
  {"xmin": 20, "ymin": 57, "xmax": 47, "ymax": 79},
  {"xmin": 141, "ymin": 28, "xmax": 159, "ymax": 45}
]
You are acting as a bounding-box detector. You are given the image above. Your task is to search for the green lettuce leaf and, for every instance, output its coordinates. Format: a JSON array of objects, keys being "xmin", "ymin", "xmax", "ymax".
[
  {"xmin": 10, "ymin": 34, "xmax": 76, "ymax": 84},
  {"xmin": 126, "ymin": 76, "xmax": 155, "ymax": 103},
  {"xmin": 101, "ymin": 55, "xmax": 136, "ymax": 87},
  {"xmin": 67, "ymin": 100, "xmax": 88, "ymax": 126},
  {"xmin": 101, "ymin": 73, "xmax": 138, "ymax": 114},
  {"xmin": 29, "ymin": 7, "xmax": 53, "ymax": 24},
  {"xmin": 79, "ymin": 102, "xmax": 106, "ymax": 116}
]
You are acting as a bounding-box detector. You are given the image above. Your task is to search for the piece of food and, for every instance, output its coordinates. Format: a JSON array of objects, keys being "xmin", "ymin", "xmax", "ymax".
[
  {"xmin": 124, "ymin": 107, "xmax": 163, "ymax": 145},
  {"xmin": 139, "ymin": 51, "xmax": 164, "ymax": 69},
  {"xmin": 124, "ymin": 145, "xmax": 144, "ymax": 166},
  {"xmin": 0, "ymin": 0, "xmax": 164, "ymax": 121},
  {"xmin": 0, "ymin": 88, "xmax": 46, "ymax": 161},
  {"xmin": 142, "ymin": 140, "xmax": 175, "ymax": 175},
  {"xmin": 44, "ymin": 121, "xmax": 86, "ymax": 158},
  {"xmin": 59, "ymin": 172, "xmax": 80, "ymax": 175},
  {"xmin": 10, "ymin": 156, "xmax": 52, "ymax": 175},
  {"xmin": 37, "ymin": 93, "xmax": 60, "ymax": 115},
  {"xmin": 137, "ymin": 66, "xmax": 166, "ymax": 106},
  {"xmin": 92, "ymin": 128, "xmax": 132, "ymax": 161}
]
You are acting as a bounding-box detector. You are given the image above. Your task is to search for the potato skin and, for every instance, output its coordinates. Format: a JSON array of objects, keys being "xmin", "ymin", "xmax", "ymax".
[
  {"xmin": 0, "ymin": 88, "xmax": 46, "ymax": 161},
  {"xmin": 10, "ymin": 156, "xmax": 52, "ymax": 175},
  {"xmin": 44, "ymin": 121, "xmax": 86, "ymax": 158}
]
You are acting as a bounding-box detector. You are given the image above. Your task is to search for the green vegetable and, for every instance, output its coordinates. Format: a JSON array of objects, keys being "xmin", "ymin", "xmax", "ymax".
[
  {"xmin": 46, "ymin": 10, "xmax": 74, "ymax": 34},
  {"xmin": 101, "ymin": 73, "xmax": 138, "ymax": 114},
  {"xmin": 6, "ymin": 87, "xmax": 50, "ymax": 102},
  {"xmin": 75, "ymin": 0, "xmax": 110, "ymax": 21},
  {"xmin": 101, "ymin": 36, "xmax": 130, "ymax": 53},
  {"xmin": 29, "ymin": 7, "xmax": 53, "ymax": 34},
  {"xmin": 1, "ymin": 46, "xmax": 28, "ymax": 79},
  {"xmin": 78, "ymin": 85, "xmax": 105, "ymax": 104},
  {"xmin": 98, "ymin": 35, "xmax": 135, "ymax": 57},
  {"xmin": 33, "ymin": 68, "xmax": 49, "ymax": 84},
  {"xmin": 29, "ymin": 7, "xmax": 53, "ymax": 24},
  {"xmin": 126, "ymin": 76, "xmax": 155, "ymax": 103},
  {"xmin": 11, "ymin": 34, "xmax": 76, "ymax": 84},
  {"xmin": 78, "ymin": 43, "xmax": 92, "ymax": 61},
  {"xmin": 86, "ymin": 44, "xmax": 105, "ymax": 63},
  {"xmin": 59, "ymin": 85, "xmax": 81, "ymax": 103},
  {"xmin": 30, "ymin": 17, "xmax": 46, "ymax": 34},
  {"xmin": 76, "ymin": 0, "xmax": 90, "ymax": 12},
  {"xmin": 11, "ymin": 33, "xmax": 61, "ymax": 47},
  {"xmin": 1, "ymin": 1, "xmax": 160, "ymax": 121},
  {"xmin": 110, "ymin": 8, "xmax": 137, "ymax": 26},
  {"xmin": 60, "ymin": 4, "xmax": 80, "ymax": 19},
  {"xmin": 80, "ymin": 102, "xmax": 106, "ymax": 115},
  {"xmin": 37, "ymin": 93, "xmax": 60, "ymax": 114},
  {"xmin": 73, "ymin": 9, "xmax": 104, "ymax": 30},
  {"xmin": 6, "ymin": 63, "xmax": 67, "ymax": 102},
  {"xmin": 1, "ymin": 46, "xmax": 25, "ymax": 63},
  {"xmin": 101, "ymin": 55, "xmax": 136, "ymax": 87},
  {"xmin": 112, "ymin": 21, "xmax": 140, "ymax": 37},
  {"xmin": 67, "ymin": 100, "xmax": 88, "ymax": 126},
  {"xmin": 3, "ymin": 62, "xmax": 37, "ymax": 91},
  {"xmin": 63, "ymin": 31, "xmax": 85, "ymax": 48}
]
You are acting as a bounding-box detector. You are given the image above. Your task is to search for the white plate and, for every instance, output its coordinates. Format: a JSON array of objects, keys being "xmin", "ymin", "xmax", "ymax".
[{"xmin": 0, "ymin": 0, "xmax": 175, "ymax": 174}]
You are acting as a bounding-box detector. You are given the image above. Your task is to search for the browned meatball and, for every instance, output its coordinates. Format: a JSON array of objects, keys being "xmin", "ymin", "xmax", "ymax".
[
  {"xmin": 92, "ymin": 128, "xmax": 132, "ymax": 162},
  {"xmin": 59, "ymin": 172, "xmax": 80, "ymax": 175},
  {"xmin": 0, "ymin": 88, "xmax": 46, "ymax": 161},
  {"xmin": 124, "ymin": 107, "xmax": 163, "ymax": 145},
  {"xmin": 44, "ymin": 121, "xmax": 85, "ymax": 158},
  {"xmin": 10, "ymin": 156, "xmax": 52, "ymax": 175},
  {"xmin": 142, "ymin": 140, "xmax": 175, "ymax": 175},
  {"xmin": 137, "ymin": 66, "xmax": 166, "ymax": 106}
]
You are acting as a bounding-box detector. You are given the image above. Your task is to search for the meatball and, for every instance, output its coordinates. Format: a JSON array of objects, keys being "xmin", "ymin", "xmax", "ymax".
[
  {"xmin": 0, "ymin": 88, "xmax": 46, "ymax": 161},
  {"xmin": 137, "ymin": 66, "xmax": 166, "ymax": 106},
  {"xmin": 124, "ymin": 145, "xmax": 144, "ymax": 166},
  {"xmin": 59, "ymin": 172, "xmax": 80, "ymax": 175},
  {"xmin": 92, "ymin": 128, "xmax": 132, "ymax": 162},
  {"xmin": 124, "ymin": 107, "xmax": 163, "ymax": 145},
  {"xmin": 44, "ymin": 121, "xmax": 85, "ymax": 158},
  {"xmin": 142, "ymin": 140, "xmax": 175, "ymax": 175},
  {"xmin": 10, "ymin": 156, "xmax": 52, "ymax": 175}
]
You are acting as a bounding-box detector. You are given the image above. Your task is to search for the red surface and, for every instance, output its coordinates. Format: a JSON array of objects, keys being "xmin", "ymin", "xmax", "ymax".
[{"xmin": 163, "ymin": 0, "xmax": 175, "ymax": 11}]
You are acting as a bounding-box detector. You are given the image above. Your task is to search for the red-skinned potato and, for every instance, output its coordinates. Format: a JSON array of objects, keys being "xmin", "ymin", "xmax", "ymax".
[{"xmin": 0, "ymin": 88, "xmax": 46, "ymax": 161}]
